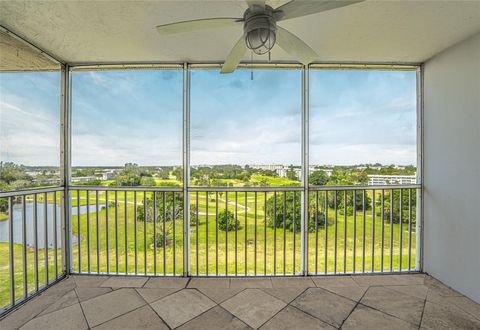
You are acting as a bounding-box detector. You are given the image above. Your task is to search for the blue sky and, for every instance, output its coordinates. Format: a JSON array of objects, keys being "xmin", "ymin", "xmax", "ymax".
[{"xmin": 0, "ymin": 69, "xmax": 417, "ymax": 167}]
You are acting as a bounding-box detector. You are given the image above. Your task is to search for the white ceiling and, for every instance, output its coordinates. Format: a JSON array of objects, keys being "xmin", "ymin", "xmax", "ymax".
[{"xmin": 1, "ymin": 0, "xmax": 480, "ymax": 65}]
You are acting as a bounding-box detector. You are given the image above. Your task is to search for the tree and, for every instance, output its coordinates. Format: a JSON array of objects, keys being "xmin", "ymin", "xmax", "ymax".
[
  {"xmin": 140, "ymin": 176, "xmax": 156, "ymax": 187},
  {"xmin": 136, "ymin": 193, "xmax": 183, "ymax": 223},
  {"xmin": 218, "ymin": 209, "xmax": 239, "ymax": 231},
  {"xmin": 190, "ymin": 204, "xmax": 198, "ymax": 226},
  {"xmin": 0, "ymin": 198, "xmax": 8, "ymax": 212},
  {"xmin": 266, "ymin": 192, "xmax": 325, "ymax": 232},
  {"xmin": 380, "ymin": 189, "xmax": 417, "ymax": 223},
  {"xmin": 172, "ymin": 167, "xmax": 183, "ymax": 181},
  {"xmin": 310, "ymin": 170, "xmax": 329, "ymax": 186}
]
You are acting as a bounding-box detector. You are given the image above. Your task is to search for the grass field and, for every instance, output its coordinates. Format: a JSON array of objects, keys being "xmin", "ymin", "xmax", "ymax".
[{"xmin": 0, "ymin": 188, "xmax": 417, "ymax": 309}]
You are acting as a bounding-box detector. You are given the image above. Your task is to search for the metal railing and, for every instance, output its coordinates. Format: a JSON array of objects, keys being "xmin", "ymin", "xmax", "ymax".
[
  {"xmin": 0, "ymin": 187, "xmax": 66, "ymax": 314},
  {"xmin": 307, "ymin": 185, "xmax": 420, "ymax": 275},
  {"xmin": 70, "ymin": 186, "xmax": 184, "ymax": 276},
  {"xmin": 68, "ymin": 184, "xmax": 420, "ymax": 277}
]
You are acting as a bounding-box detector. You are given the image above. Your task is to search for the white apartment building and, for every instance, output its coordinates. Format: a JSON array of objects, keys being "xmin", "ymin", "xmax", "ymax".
[{"xmin": 368, "ymin": 174, "xmax": 417, "ymax": 185}]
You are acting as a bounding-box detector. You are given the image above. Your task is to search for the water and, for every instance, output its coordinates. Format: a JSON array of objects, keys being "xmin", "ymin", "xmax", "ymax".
[{"xmin": 0, "ymin": 202, "xmax": 104, "ymax": 248}]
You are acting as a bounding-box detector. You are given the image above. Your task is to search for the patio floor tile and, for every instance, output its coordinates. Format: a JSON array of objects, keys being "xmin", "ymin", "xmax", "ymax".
[
  {"xmin": 291, "ymin": 287, "xmax": 357, "ymax": 328},
  {"xmin": 135, "ymin": 288, "xmax": 179, "ymax": 303},
  {"xmin": 73, "ymin": 275, "xmax": 109, "ymax": 288},
  {"xmin": 187, "ymin": 278, "xmax": 230, "ymax": 288},
  {"xmin": 230, "ymin": 278, "xmax": 273, "ymax": 289},
  {"xmin": 421, "ymin": 301, "xmax": 480, "ymax": 329},
  {"xmin": 143, "ymin": 277, "xmax": 189, "ymax": 288},
  {"xmin": 260, "ymin": 287, "xmax": 306, "ymax": 303},
  {"xmin": 260, "ymin": 305, "xmax": 335, "ymax": 330},
  {"xmin": 270, "ymin": 277, "xmax": 315, "ymax": 288},
  {"xmin": 19, "ymin": 303, "xmax": 88, "ymax": 330},
  {"xmin": 342, "ymin": 304, "xmax": 417, "ymax": 330},
  {"xmin": 150, "ymin": 289, "xmax": 216, "ymax": 328},
  {"xmin": 75, "ymin": 287, "xmax": 113, "ymax": 302},
  {"xmin": 221, "ymin": 289, "xmax": 286, "ymax": 329},
  {"xmin": 92, "ymin": 305, "xmax": 168, "ymax": 330},
  {"xmin": 197, "ymin": 288, "xmax": 243, "ymax": 304},
  {"xmin": 100, "ymin": 276, "xmax": 148, "ymax": 288},
  {"xmin": 80, "ymin": 288, "xmax": 146, "ymax": 327},
  {"xmin": 360, "ymin": 286, "xmax": 425, "ymax": 325},
  {"xmin": 38, "ymin": 290, "xmax": 79, "ymax": 316},
  {"xmin": 177, "ymin": 306, "xmax": 250, "ymax": 330}
]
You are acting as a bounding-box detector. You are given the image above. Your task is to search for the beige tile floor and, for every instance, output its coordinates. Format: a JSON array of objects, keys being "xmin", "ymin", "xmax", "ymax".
[{"xmin": 1, "ymin": 274, "xmax": 479, "ymax": 329}]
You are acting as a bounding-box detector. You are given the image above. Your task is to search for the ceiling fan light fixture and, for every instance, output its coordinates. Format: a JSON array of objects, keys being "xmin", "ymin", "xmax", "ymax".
[{"xmin": 244, "ymin": 5, "xmax": 276, "ymax": 55}]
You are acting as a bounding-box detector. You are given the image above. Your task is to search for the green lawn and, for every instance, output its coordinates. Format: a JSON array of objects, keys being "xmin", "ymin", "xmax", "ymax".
[{"xmin": 0, "ymin": 189, "xmax": 416, "ymax": 309}]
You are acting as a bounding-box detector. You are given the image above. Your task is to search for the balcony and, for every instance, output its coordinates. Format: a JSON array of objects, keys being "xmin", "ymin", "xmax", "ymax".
[{"xmin": 1, "ymin": 1, "xmax": 480, "ymax": 329}]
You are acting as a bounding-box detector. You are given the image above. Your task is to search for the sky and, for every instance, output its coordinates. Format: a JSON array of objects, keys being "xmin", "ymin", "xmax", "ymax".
[{"xmin": 0, "ymin": 68, "xmax": 417, "ymax": 167}]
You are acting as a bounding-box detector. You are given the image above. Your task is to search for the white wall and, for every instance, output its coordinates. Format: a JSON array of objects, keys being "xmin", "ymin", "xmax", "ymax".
[{"xmin": 423, "ymin": 32, "xmax": 480, "ymax": 303}]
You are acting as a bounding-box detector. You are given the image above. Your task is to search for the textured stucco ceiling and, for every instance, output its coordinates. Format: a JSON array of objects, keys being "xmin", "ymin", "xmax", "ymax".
[
  {"xmin": 1, "ymin": 0, "xmax": 480, "ymax": 65},
  {"xmin": 0, "ymin": 30, "xmax": 60, "ymax": 71}
]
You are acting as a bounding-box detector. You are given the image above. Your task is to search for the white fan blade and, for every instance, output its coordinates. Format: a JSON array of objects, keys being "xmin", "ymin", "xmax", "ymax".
[
  {"xmin": 246, "ymin": 0, "xmax": 265, "ymax": 8},
  {"xmin": 221, "ymin": 35, "xmax": 247, "ymax": 74},
  {"xmin": 275, "ymin": 0, "xmax": 364, "ymax": 21},
  {"xmin": 156, "ymin": 18, "xmax": 241, "ymax": 35},
  {"xmin": 275, "ymin": 26, "xmax": 317, "ymax": 65}
]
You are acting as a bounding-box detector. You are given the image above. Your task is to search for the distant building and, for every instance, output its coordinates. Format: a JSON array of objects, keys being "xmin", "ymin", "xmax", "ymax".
[
  {"xmin": 250, "ymin": 165, "xmax": 284, "ymax": 171},
  {"xmin": 368, "ymin": 174, "xmax": 416, "ymax": 185},
  {"xmin": 101, "ymin": 171, "xmax": 116, "ymax": 180},
  {"xmin": 71, "ymin": 176, "xmax": 98, "ymax": 183}
]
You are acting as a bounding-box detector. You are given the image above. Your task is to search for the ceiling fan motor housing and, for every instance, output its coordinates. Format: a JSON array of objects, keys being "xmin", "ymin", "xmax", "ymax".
[{"xmin": 244, "ymin": 5, "xmax": 277, "ymax": 55}]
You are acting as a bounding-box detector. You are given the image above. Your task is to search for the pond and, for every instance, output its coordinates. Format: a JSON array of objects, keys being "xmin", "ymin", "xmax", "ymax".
[{"xmin": 0, "ymin": 202, "xmax": 104, "ymax": 248}]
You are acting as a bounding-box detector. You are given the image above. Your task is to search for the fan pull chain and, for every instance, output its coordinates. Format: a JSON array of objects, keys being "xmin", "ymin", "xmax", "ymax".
[{"xmin": 251, "ymin": 51, "xmax": 254, "ymax": 80}]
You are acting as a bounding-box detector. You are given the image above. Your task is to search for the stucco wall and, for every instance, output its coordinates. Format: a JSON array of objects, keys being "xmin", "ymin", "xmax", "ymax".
[{"xmin": 423, "ymin": 32, "xmax": 480, "ymax": 302}]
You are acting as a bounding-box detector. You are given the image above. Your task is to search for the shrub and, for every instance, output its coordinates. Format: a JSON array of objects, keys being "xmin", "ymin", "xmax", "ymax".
[{"xmin": 218, "ymin": 209, "xmax": 239, "ymax": 231}]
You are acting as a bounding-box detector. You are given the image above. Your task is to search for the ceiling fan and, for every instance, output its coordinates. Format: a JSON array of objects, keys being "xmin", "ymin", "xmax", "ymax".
[{"xmin": 156, "ymin": 0, "xmax": 364, "ymax": 73}]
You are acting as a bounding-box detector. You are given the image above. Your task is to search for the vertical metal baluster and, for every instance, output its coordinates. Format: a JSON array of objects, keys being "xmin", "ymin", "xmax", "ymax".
[
  {"xmin": 196, "ymin": 192, "xmax": 199, "ymax": 276},
  {"xmin": 254, "ymin": 191, "xmax": 257, "ymax": 276},
  {"xmin": 125, "ymin": 191, "xmax": 128, "ymax": 275},
  {"xmin": 163, "ymin": 192, "xmax": 166, "ymax": 275},
  {"xmin": 389, "ymin": 189, "xmax": 394, "ymax": 272},
  {"xmin": 44, "ymin": 192, "xmax": 48, "ymax": 284},
  {"xmin": 77, "ymin": 191, "xmax": 81, "ymax": 273},
  {"xmin": 343, "ymin": 190, "xmax": 347, "ymax": 274},
  {"xmin": 353, "ymin": 191, "xmax": 356, "ymax": 273},
  {"xmin": 216, "ymin": 192, "xmax": 218, "ymax": 276},
  {"xmin": 334, "ymin": 191, "xmax": 337, "ymax": 274},
  {"xmin": 106, "ymin": 191, "xmax": 109, "ymax": 274},
  {"xmin": 371, "ymin": 189, "xmax": 375, "ymax": 272},
  {"xmin": 22, "ymin": 196, "xmax": 27, "ymax": 297},
  {"xmin": 235, "ymin": 192, "xmax": 238, "ymax": 276},
  {"xmin": 97, "ymin": 191, "xmax": 100, "ymax": 274},
  {"xmin": 9, "ymin": 197, "xmax": 15, "ymax": 306},
  {"xmin": 264, "ymin": 192, "xmax": 267, "ymax": 275},
  {"xmin": 273, "ymin": 191, "xmax": 276, "ymax": 275},
  {"xmin": 315, "ymin": 191, "xmax": 319, "ymax": 274},
  {"xmin": 53, "ymin": 192, "xmax": 58, "ymax": 279},
  {"xmin": 153, "ymin": 191, "xmax": 157, "ymax": 275},
  {"xmin": 115, "ymin": 191, "xmax": 118, "ymax": 274},
  {"xmin": 381, "ymin": 190, "xmax": 385, "ymax": 272},
  {"xmin": 283, "ymin": 191, "xmax": 286, "ymax": 275},
  {"xmin": 206, "ymin": 192, "xmax": 209, "ymax": 276},
  {"xmin": 245, "ymin": 192, "xmax": 248, "ymax": 276},
  {"xmin": 362, "ymin": 190, "xmax": 366, "ymax": 274},
  {"xmin": 172, "ymin": 192, "xmax": 176, "ymax": 275},
  {"xmin": 134, "ymin": 191, "xmax": 137, "ymax": 275},
  {"xmin": 225, "ymin": 192, "xmax": 228, "ymax": 275},
  {"xmin": 292, "ymin": 191, "xmax": 296, "ymax": 274},
  {"xmin": 34, "ymin": 194, "xmax": 38, "ymax": 290},
  {"xmin": 87, "ymin": 190, "xmax": 90, "ymax": 274},
  {"xmin": 408, "ymin": 189, "xmax": 412, "ymax": 271},
  {"xmin": 144, "ymin": 192, "xmax": 147, "ymax": 275},
  {"xmin": 325, "ymin": 192, "xmax": 328, "ymax": 274},
  {"xmin": 399, "ymin": 189, "xmax": 403, "ymax": 271}
]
